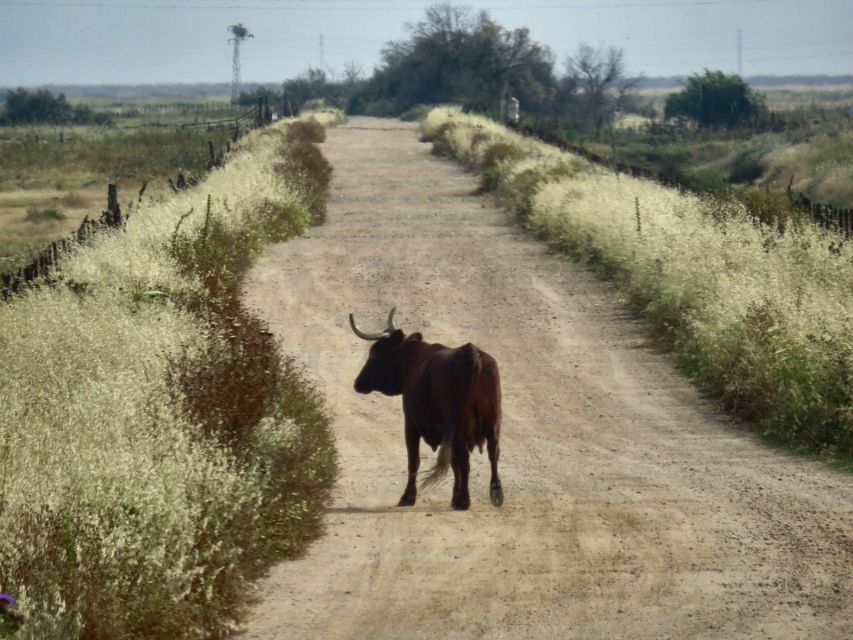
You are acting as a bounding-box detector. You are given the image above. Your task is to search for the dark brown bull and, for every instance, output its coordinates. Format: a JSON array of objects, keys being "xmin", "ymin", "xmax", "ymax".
[{"xmin": 350, "ymin": 308, "xmax": 503, "ymax": 510}]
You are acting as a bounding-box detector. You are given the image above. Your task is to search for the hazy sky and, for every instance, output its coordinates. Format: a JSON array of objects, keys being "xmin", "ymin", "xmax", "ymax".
[{"xmin": 1, "ymin": 0, "xmax": 851, "ymax": 87}]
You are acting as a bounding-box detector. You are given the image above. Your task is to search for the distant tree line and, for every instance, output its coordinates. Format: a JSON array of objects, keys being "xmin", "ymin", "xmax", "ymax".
[
  {"xmin": 0, "ymin": 88, "xmax": 112, "ymax": 125},
  {"xmin": 269, "ymin": 3, "xmax": 781, "ymax": 137},
  {"xmin": 268, "ymin": 4, "xmax": 646, "ymax": 137}
]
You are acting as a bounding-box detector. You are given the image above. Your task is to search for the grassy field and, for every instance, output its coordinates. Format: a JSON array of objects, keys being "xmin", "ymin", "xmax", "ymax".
[
  {"xmin": 572, "ymin": 84, "xmax": 853, "ymax": 207},
  {"xmin": 589, "ymin": 112, "xmax": 853, "ymax": 206},
  {"xmin": 423, "ymin": 106, "xmax": 852, "ymax": 461},
  {"xmin": 0, "ymin": 123, "xmax": 238, "ymax": 275},
  {"xmin": 0, "ymin": 110, "xmax": 346, "ymax": 638}
]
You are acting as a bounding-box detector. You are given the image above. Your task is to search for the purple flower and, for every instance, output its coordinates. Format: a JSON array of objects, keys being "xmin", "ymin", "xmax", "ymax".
[{"xmin": 0, "ymin": 594, "xmax": 16, "ymax": 607}]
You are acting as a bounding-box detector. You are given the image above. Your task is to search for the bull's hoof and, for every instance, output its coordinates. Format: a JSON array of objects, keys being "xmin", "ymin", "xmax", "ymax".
[
  {"xmin": 397, "ymin": 494, "xmax": 416, "ymax": 507},
  {"xmin": 451, "ymin": 496, "xmax": 471, "ymax": 511},
  {"xmin": 490, "ymin": 485, "xmax": 504, "ymax": 507}
]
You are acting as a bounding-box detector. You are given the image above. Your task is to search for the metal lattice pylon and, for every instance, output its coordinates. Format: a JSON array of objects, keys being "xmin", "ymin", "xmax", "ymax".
[{"xmin": 227, "ymin": 23, "xmax": 253, "ymax": 105}]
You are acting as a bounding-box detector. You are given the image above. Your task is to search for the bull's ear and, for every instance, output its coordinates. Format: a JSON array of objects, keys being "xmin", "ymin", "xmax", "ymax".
[
  {"xmin": 405, "ymin": 332, "xmax": 423, "ymax": 342},
  {"xmin": 389, "ymin": 329, "xmax": 405, "ymax": 346}
]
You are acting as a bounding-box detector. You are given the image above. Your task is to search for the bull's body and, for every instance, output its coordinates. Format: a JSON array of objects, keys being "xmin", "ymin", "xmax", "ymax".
[{"xmin": 351, "ymin": 311, "xmax": 503, "ymax": 510}]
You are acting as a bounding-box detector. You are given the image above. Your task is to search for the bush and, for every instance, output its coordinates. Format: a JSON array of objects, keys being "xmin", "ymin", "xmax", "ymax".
[
  {"xmin": 664, "ymin": 70, "xmax": 769, "ymax": 129},
  {"xmin": 275, "ymin": 138, "xmax": 334, "ymax": 225},
  {"xmin": 478, "ymin": 141, "xmax": 524, "ymax": 192},
  {"xmin": 424, "ymin": 121, "xmax": 458, "ymax": 156},
  {"xmin": 729, "ymin": 149, "xmax": 766, "ymax": 184},
  {"xmin": 286, "ymin": 119, "xmax": 326, "ymax": 144},
  {"xmin": 732, "ymin": 187, "xmax": 802, "ymax": 231}
]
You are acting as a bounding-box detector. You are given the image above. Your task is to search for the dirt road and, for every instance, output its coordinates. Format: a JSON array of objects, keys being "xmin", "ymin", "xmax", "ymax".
[{"xmin": 241, "ymin": 117, "xmax": 851, "ymax": 639}]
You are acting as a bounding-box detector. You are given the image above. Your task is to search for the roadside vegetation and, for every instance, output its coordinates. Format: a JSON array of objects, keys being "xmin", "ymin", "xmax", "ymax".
[
  {"xmin": 423, "ymin": 106, "xmax": 852, "ymax": 460},
  {"xmin": 0, "ymin": 110, "xmax": 345, "ymax": 638}
]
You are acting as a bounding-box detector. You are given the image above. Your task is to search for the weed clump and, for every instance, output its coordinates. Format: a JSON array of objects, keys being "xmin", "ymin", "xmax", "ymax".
[
  {"xmin": 275, "ymin": 139, "xmax": 333, "ymax": 225},
  {"xmin": 478, "ymin": 142, "xmax": 524, "ymax": 192}
]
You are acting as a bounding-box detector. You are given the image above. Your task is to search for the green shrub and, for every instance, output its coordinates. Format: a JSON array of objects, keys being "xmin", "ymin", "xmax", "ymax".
[
  {"xmin": 499, "ymin": 163, "xmax": 576, "ymax": 221},
  {"xmin": 478, "ymin": 142, "xmax": 524, "ymax": 192},
  {"xmin": 664, "ymin": 70, "xmax": 769, "ymax": 129},
  {"xmin": 423, "ymin": 121, "xmax": 457, "ymax": 155},
  {"xmin": 732, "ymin": 188, "xmax": 803, "ymax": 231},
  {"xmin": 729, "ymin": 149, "xmax": 766, "ymax": 184},
  {"xmin": 286, "ymin": 119, "xmax": 326, "ymax": 144}
]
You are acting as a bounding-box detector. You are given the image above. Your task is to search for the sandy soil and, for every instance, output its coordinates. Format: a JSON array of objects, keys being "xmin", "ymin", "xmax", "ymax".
[{"xmin": 241, "ymin": 117, "xmax": 851, "ymax": 639}]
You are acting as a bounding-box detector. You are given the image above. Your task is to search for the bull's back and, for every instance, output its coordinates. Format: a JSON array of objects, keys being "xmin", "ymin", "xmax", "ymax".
[{"xmin": 415, "ymin": 342, "xmax": 501, "ymax": 450}]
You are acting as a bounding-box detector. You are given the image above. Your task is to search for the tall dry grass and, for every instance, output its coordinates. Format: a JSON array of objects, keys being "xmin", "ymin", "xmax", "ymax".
[
  {"xmin": 0, "ymin": 112, "xmax": 344, "ymax": 638},
  {"xmin": 424, "ymin": 106, "xmax": 853, "ymax": 458}
]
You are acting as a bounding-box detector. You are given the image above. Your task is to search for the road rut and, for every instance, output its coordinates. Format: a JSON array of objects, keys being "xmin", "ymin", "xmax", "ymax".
[{"xmin": 241, "ymin": 117, "xmax": 851, "ymax": 639}]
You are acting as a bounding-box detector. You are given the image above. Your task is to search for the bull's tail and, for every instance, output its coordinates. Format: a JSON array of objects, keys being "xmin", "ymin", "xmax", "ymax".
[{"xmin": 419, "ymin": 440, "xmax": 451, "ymax": 491}]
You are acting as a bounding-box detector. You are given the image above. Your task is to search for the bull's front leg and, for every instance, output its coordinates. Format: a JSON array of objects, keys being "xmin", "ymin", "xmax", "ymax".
[{"xmin": 398, "ymin": 421, "xmax": 420, "ymax": 506}]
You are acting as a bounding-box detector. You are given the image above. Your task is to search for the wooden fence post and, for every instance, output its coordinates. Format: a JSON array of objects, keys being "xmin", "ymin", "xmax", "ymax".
[{"xmin": 105, "ymin": 184, "xmax": 122, "ymax": 228}]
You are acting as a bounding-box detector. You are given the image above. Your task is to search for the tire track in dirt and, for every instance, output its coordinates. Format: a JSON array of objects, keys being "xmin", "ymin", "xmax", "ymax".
[{"xmin": 241, "ymin": 117, "xmax": 851, "ymax": 639}]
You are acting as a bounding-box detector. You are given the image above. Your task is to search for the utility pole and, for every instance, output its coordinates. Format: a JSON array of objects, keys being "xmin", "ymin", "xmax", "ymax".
[
  {"xmin": 737, "ymin": 29, "xmax": 743, "ymax": 76},
  {"xmin": 320, "ymin": 34, "xmax": 325, "ymax": 71},
  {"xmin": 228, "ymin": 23, "xmax": 254, "ymax": 105}
]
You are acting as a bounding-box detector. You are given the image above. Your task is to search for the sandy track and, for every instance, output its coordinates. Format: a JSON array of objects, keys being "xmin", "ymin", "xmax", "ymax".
[{"xmin": 241, "ymin": 117, "xmax": 851, "ymax": 639}]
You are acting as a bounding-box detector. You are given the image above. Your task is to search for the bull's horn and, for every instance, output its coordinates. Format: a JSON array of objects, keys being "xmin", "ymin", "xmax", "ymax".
[
  {"xmin": 349, "ymin": 309, "xmax": 392, "ymax": 341},
  {"xmin": 385, "ymin": 307, "xmax": 397, "ymax": 332}
]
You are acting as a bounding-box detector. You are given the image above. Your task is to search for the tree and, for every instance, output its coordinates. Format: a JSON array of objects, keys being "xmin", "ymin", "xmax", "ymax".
[
  {"xmin": 343, "ymin": 61, "xmax": 364, "ymax": 85},
  {"xmin": 237, "ymin": 85, "xmax": 279, "ymax": 107},
  {"xmin": 565, "ymin": 43, "xmax": 636, "ymax": 137},
  {"xmin": 664, "ymin": 70, "xmax": 768, "ymax": 129},
  {"xmin": 355, "ymin": 3, "xmax": 557, "ymax": 115}
]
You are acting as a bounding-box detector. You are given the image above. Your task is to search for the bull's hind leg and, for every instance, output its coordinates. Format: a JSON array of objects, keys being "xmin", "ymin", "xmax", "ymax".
[
  {"xmin": 450, "ymin": 445, "xmax": 471, "ymax": 511},
  {"xmin": 487, "ymin": 436, "xmax": 503, "ymax": 507},
  {"xmin": 398, "ymin": 421, "xmax": 420, "ymax": 506}
]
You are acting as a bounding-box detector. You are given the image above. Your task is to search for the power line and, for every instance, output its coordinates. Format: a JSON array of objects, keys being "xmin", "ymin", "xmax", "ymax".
[{"xmin": 1, "ymin": 0, "xmax": 803, "ymax": 11}]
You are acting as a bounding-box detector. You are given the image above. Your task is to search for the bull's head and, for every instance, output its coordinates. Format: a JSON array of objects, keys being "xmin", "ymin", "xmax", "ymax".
[{"xmin": 350, "ymin": 308, "xmax": 406, "ymax": 396}]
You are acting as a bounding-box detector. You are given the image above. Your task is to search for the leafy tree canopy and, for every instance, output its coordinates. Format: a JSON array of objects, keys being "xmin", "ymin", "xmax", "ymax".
[
  {"xmin": 358, "ymin": 3, "xmax": 558, "ymax": 115},
  {"xmin": 664, "ymin": 70, "xmax": 768, "ymax": 128}
]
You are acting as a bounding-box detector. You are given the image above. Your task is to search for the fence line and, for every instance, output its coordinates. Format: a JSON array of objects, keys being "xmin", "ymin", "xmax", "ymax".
[
  {"xmin": 1, "ymin": 97, "xmax": 276, "ymax": 300},
  {"xmin": 1, "ymin": 185, "xmax": 124, "ymax": 299},
  {"xmin": 507, "ymin": 121, "xmax": 852, "ymax": 237}
]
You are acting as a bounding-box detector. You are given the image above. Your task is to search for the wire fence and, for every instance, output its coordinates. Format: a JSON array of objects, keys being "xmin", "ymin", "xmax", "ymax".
[
  {"xmin": 1, "ymin": 97, "xmax": 276, "ymax": 300},
  {"xmin": 507, "ymin": 121, "xmax": 852, "ymax": 237}
]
